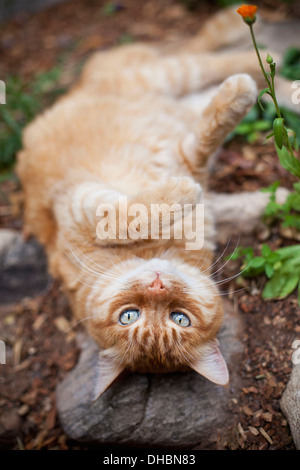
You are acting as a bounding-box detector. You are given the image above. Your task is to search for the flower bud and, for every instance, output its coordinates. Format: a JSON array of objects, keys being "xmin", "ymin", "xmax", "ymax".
[
  {"xmin": 236, "ymin": 5, "xmax": 258, "ymax": 25},
  {"xmin": 266, "ymin": 53, "xmax": 273, "ymax": 64}
]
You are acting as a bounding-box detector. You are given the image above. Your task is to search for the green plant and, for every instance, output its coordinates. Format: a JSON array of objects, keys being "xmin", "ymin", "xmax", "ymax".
[
  {"xmin": 0, "ymin": 67, "xmax": 63, "ymax": 173},
  {"xmin": 228, "ymin": 101, "xmax": 300, "ymax": 145},
  {"xmin": 101, "ymin": 2, "xmax": 123, "ymax": 16},
  {"xmin": 215, "ymin": 0, "xmax": 240, "ymax": 7},
  {"xmin": 280, "ymin": 47, "xmax": 300, "ymax": 81},
  {"xmin": 262, "ymin": 181, "xmax": 300, "ymax": 231},
  {"xmin": 231, "ymin": 244, "xmax": 300, "ymax": 303},
  {"xmin": 231, "ymin": 5, "xmax": 300, "ymax": 304},
  {"xmin": 0, "ymin": 76, "xmax": 38, "ymax": 171},
  {"xmin": 180, "ymin": 0, "xmax": 240, "ymax": 10},
  {"xmin": 118, "ymin": 33, "xmax": 134, "ymax": 45}
]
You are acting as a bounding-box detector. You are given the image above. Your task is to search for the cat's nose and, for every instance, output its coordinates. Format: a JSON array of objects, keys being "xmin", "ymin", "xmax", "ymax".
[{"xmin": 149, "ymin": 272, "xmax": 165, "ymax": 293}]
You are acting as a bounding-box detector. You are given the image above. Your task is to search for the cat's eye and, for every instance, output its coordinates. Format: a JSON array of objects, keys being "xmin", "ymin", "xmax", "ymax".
[
  {"xmin": 119, "ymin": 308, "xmax": 140, "ymax": 325},
  {"xmin": 170, "ymin": 312, "xmax": 190, "ymax": 327}
]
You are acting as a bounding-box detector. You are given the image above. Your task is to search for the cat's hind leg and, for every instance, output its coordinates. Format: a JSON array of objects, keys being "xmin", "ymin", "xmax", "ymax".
[
  {"xmin": 182, "ymin": 74, "xmax": 257, "ymax": 169},
  {"xmin": 209, "ymin": 188, "xmax": 289, "ymax": 244},
  {"xmin": 174, "ymin": 6, "xmax": 254, "ymax": 54}
]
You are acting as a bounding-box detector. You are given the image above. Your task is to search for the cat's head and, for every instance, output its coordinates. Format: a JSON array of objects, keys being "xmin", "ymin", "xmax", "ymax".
[{"xmin": 83, "ymin": 255, "xmax": 229, "ymax": 399}]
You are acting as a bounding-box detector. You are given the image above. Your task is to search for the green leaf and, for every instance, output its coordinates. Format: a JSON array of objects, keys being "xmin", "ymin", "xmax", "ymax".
[
  {"xmin": 280, "ymin": 47, "xmax": 300, "ymax": 81},
  {"xmin": 273, "ymin": 118, "xmax": 285, "ymax": 149},
  {"xmin": 253, "ymin": 120, "xmax": 272, "ymax": 131},
  {"xmin": 276, "ymin": 144, "xmax": 300, "ymax": 178},
  {"xmin": 257, "ymin": 88, "xmax": 271, "ymax": 112},
  {"xmin": 247, "ymin": 131, "xmax": 259, "ymax": 144},
  {"xmin": 279, "ymin": 107, "xmax": 300, "ymax": 146},
  {"xmin": 250, "ymin": 256, "xmax": 265, "ymax": 268},
  {"xmin": 276, "ymin": 244, "xmax": 300, "ymax": 259},
  {"xmin": 265, "ymin": 263, "xmax": 274, "ymax": 278},
  {"xmin": 262, "ymin": 244, "xmax": 272, "ymax": 258},
  {"xmin": 261, "ymin": 181, "xmax": 280, "ymax": 194},
  {"xmin": 101, "ymin": 2, "xmax": 120, "ymax": 16},
  {"xmin": 282, "ymin": 214, "xmax": 300, "ymax": 230},
  {"xmin": 263, "ymin": 272, "xmax": 300, "ymax": 299},
  {"xmin": 265, "ymin": 131, "xmax": 274, "ymax": 141}
]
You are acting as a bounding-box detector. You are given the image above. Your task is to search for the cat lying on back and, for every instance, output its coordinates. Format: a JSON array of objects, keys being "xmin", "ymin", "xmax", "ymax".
[{"xmin": 17, "ymin": 7, "xmax": 289, "ymax": 399}]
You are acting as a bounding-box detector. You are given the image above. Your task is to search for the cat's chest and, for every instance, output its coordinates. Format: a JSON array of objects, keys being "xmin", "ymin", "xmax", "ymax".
[{"xmin": 100, "ymin": 142, "xmax": 182, "ymax": 194}]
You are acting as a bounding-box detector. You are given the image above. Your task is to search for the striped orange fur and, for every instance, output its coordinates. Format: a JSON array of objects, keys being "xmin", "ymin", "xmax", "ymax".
[{"xmin": 17, "ymin": 7, "xmax": 262, "ymax": 397}]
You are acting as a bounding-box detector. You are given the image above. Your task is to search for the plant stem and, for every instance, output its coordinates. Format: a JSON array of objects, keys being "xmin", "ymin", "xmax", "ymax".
[
  {"xmin": 269, "ymin": 66, "xmax": 283, "ymax": 119},
  {"xmin": 249, "ymin": 24, "xmax": 282, "ymax": 119}
]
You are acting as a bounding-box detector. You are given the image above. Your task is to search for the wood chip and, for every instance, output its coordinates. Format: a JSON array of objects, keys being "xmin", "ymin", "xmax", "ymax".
[
  {"xmin": 259, "ymin": 427, "xmax": 273, "ymax": 445},
  {"xmin": 262, "ymin": 411, "xmax": 273, "ymax": 423},
  {"xmin": 13, "ymin": 338, "xmax": 23, "ymax": 367},
  {"xmin": 238, "ymin": 422, "xmax": 247, "ymax": 441},
  {"xmin": 33, "ymin": 313, "xmax": 47, "ymax": 331},
  {"xmin": 249, "ymin": 426, "xmax": 259, "ymax": 436},
  {"xmin": 18, "ymin": 404, "xmax": 29, "ymax": 416},
  {"xmin": 54, "ymin": 316, "xmax": 70, "ymax": 334},
  {"xmin": 4, "ymin": 315, "xmax": 15, "ymax": 326},
  {"xmin": 242, "ymin": 405, "xmax": 253, "ymax": 416},
  {"xmin": 254, "ymin": 409, "xmax": 263, "ymax": 419},
  {"xmin": 16, "ymin": 437, "xmax": 25, "ymax": 450},
  {"xmin": 15, "ymin": 358, "xmax": 32, "ymax": 372},
  {"xmin": 244, "ymin": 386, "xmax": 258, "ymax": 394}
]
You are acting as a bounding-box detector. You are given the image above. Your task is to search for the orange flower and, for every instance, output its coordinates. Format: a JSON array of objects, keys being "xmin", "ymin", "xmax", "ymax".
[{"xmin": 237, "ymin": 4, "xmax": 257, "ymax": 24}]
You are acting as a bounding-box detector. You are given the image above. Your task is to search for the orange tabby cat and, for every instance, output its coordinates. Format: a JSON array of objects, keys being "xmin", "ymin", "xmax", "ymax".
[{"xmin": 17, "ymin": 7, "xmax": 270, "ymax": 398}]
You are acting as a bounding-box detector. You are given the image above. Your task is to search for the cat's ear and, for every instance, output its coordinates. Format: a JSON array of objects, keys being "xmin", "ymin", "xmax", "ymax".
[
  {"xmin": 93, "ymin": 352, "xmax": 124, "ymax": 401},
  {"xmin": 191, "ymin": 341, "xmax": 229, "ymax": 386}
]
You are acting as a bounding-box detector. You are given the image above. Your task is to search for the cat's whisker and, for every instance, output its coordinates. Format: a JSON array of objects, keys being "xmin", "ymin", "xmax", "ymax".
[
  {"xmin": 69, "ymin": 240, "xmax": 121, "ymax": 277},
  {"xmin": 65, "ymin": 251, "xmax": 100, "ymax": 279},
  {"xmin": 209, "ymin": 235, "xmax": 241, "ymax": 279},
  {"xmin": 70, "ymin": 273, "xmax": 96, "ymax": 288},
  {"xmin": 105, "ymin": 250, "xmax": 122, "ymax": 272},
  {"xmin": 113, "ymin": 248, "xmax": 122, "ymax": 265},
  {"xmin": 66, "ymin": 245, "xmax": 120, "ymax": 280},
  {"xmin": 70, "ymin": 268, "xmax": 118, "ymax": 288},
  {"xmin": 214, "ymin": 262, "xmax": 252, "ymax": 286},
  {"xmin": 216, "ymin": 287, "xmax": 246, "ymax": 296},
  {"xmin": 73, "ymin": 240, "xmax": 122, "ymax": 276},
  {"xmin": 119, "ymin": 332, "xmax": 134, "ymax": 366},
  {"xmin": 193, "ymin": 247, "xmax": 206, "ymax": 270},
  {"xmin": 175, "ymin": 338, "xmax": 196, "ymax": 368},
  {"xmin": 67, "ymin": 315, "xmax": 95, "ymax": 332},
  {"xmin": 200, "ymin": 235, "xmax": 233, "ymax": 276}
]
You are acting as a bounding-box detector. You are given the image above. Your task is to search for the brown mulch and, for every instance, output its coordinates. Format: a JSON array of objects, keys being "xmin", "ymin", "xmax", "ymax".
[{"xmin": 0, "ymin": 0, "xmax": 300, "ymax": 451}]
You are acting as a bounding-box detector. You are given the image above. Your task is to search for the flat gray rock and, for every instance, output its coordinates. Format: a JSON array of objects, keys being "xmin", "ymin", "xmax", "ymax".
[
  {"xmin": 56, "ymin": 301, "xmax": 243, "ymax": 448},
  {"xmin": 281, "ymin": 363, "xmax": 300, "ymax": 450},
  {"xmin": 0, "ymin": 229, "xmax": 50, "ymax": 303}
]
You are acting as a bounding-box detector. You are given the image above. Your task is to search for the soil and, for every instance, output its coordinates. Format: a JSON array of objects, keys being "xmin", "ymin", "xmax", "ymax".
[{"xmin": 0, "ymin": 0, "xmax": 299, "ymax": 450}]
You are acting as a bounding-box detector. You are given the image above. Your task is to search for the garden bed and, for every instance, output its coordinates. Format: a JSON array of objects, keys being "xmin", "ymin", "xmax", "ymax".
[{"xmin": 0, "ymin": 0, "xmax": 299, "ymax": 450}]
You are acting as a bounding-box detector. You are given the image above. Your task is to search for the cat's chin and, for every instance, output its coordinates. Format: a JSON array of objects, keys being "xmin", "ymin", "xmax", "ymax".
[{"xmin": 127, "ymin": 363, "xmax": 191, "ymax": 374}]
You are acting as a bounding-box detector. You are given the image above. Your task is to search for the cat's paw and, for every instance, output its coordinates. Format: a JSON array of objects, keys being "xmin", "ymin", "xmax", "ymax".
[
  {"xmin": 162, "ymin": 176, "xmax": 202, "ymax": 206},
  {"xmin": 219, "ymin": 74, "xmax": 257, "ymax": 112}
]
